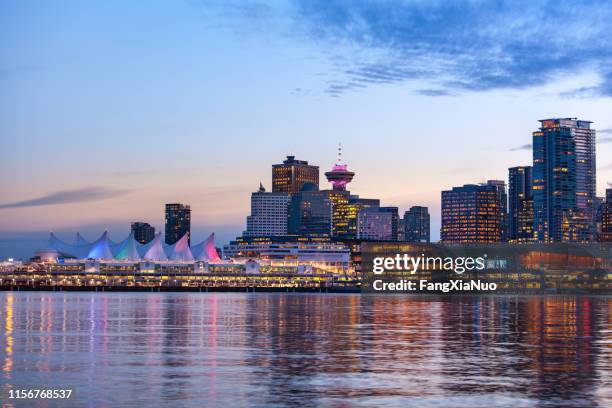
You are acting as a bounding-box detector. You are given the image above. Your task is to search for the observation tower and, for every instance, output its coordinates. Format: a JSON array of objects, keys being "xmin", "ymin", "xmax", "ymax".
[{"xmin": 325, "ymin": 144, "xmax": 355, "ymax": 191}]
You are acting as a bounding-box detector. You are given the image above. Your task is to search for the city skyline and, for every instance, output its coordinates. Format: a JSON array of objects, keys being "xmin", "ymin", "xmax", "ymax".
[{"xmin": 2, "ymin": 1, "xmax": 612, "ymax": 258}]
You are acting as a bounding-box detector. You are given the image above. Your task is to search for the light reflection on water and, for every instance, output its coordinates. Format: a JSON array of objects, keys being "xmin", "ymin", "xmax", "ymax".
[{"xmin": 0, "ymin": 293, "xmax": 610, "ymax": 407}]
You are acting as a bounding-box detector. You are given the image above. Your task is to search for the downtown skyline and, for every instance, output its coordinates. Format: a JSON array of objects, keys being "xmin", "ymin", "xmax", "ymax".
[{"xmin": 2, "ymin": 1, "xmax": 612, "ymax": 258}]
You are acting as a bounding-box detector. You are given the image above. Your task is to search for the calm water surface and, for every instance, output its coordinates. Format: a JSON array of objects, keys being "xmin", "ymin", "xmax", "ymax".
[{"xmin": 0, "ymin": 292, "xmax": 610, "ymax": 407}]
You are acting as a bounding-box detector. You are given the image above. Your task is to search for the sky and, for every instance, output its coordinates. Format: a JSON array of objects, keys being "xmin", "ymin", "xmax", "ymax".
[{"xmin": 1, "ymin": 0, "xmax": 612, "ymax": 259}]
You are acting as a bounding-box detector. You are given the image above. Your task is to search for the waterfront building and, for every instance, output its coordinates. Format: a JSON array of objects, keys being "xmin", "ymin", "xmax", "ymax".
[
  {"xmin": 223, "ymin": 236, "xmax": 351, "ymax": 275},
  {"xmin": 441, "ymin": 184, "xmax": 502, "ymax": 243},
  {"xmin": 598, "ymin": 189, "xmax": 612, "ymax": 242},
  {"xmin": 131, "ymin": 222, "xmax": 155, "ymax": 244},
  {"xmin": 508, "ymin": 166, "xmax": 534, "ymax": 242},
  {"xmin": 404, "ymin": 206, "xmax": 430, "ymax": 243},
  {"xmin": 165, "ymin": 203, "xmax": 191, "ymax": 246},
  {"xmin": 487, "ymin": 180, "xmax": 508, "ymax": 241},
  {"xmin": 272, "ymin": 156, "xmax": 319, "ymax": 193},
  {"xmin": 287, "ymin": 184, "xmax": 332, "ymax": 236},
  {"xmin": 357, "ymin": 207, "xmax": 394, "ymax": 240},
  {"xmin": 244, "ymin": 183, "xmax": 290, "ymax": 237},
  {"xmin": 532, "ymin": 118, "xmax": 596, "ymax": 242}
]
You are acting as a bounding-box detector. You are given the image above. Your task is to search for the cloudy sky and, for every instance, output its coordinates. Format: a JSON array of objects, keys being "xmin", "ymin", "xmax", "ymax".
[{"xmin": 1, "ymin": 0, "xmax": 612, "ymax": 258}]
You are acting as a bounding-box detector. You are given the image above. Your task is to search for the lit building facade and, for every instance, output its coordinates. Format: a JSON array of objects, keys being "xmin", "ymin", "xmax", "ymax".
[
  {"xmin": 244, "ymin": 183, "xmax": 290, "ymax": 237},
  {"xmin": 404, "ymin": 206, "xmax": 430, "ymax": 243},
  {"xmin": 487, "ymin": 180, "xmax": 508, "ymax": 241},
  {"xmin": 272, "ymin": 156, "xmax": 319, "ymax": 193},
  {"xmin": 508, "ymin": 166, "xmax": 534, "ymax": 242},
  {"xmin": 332, "ymin": 197, "xmax": 380, "ymax": 239},
  {"xmin": 598, "ymin": 189, "xmax": 612, "ymax": 242},
  {"xmin": 131, "ymin": 222, "xmax": 155, "ymax": 244},
  {"xmin": 533, "ymin": 118, "xmax": 596, "ymax": 242},
  {"xmin": 165, "ymin": 203, "xmax": 191, "ymax": 246},
  {"xmin": 441, "ymin": 184, "xmax": 502, "ymax": 243},
  {"xmin": 357, "ymin": 207, "xmax": 394, "ymax": 241},
  {"xmin": 379, "ymin": 207, "xmax": 399, "ymax": 241}
]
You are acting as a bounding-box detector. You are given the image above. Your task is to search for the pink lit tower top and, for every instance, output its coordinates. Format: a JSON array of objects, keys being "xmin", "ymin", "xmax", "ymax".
[{"xmin": 325, "ymin": 143, "xmax": 355, "ymax": 191}]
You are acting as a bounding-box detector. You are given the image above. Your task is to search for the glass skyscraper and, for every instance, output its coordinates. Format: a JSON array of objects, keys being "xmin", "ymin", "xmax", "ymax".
[
  {"xmin": 165, "ymin": 203, "xmax": 191, "ymax": 245},
  {"xmin": 508, "ymin": 166, "xmax": 534, "ymax": 242},
  {"xmin": 441, "ymin": 184, "xmax": 502, "ymax": 243},
  {"xmin": 404, "ymin": 206, "xmax": 430, "ymax": 243},
  {"xmin": 287, "ymin": 184, "xmax": 332, "ymax": 236},
  {"xmin": 532, "ymin": 118, "xmax": 596, "ymax": 242}
]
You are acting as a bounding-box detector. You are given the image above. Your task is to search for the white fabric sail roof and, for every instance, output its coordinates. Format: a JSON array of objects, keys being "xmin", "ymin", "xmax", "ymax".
[
  {"xmin": 87, "ymin": 231, "xmax": 114, "ymax": 259},
  {"xmin": 48, "ymin": 232, "xmax": 90, "ymax": 258},
  {"xmin": 114, "ymin": 231, "xmax": 141, "ymax": 261},
  {"xmin": 192, "ymin": 233, "xmax": 221, "ymax": 261},
  {"xmin": 37, "ymin": 230, "xmax": 220, "ymax": 262},
  {"xmin": 169, "ymin": 233, "xmax": 194, "ymax": 261},
  {"xmin": 143, "ymin": 233, "xmax": 168, "ymax": 261}
]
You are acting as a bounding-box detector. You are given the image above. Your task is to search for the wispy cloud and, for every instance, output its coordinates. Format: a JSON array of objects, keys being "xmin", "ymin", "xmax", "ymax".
[
  {"xmin": 418, "ymin": 89, "xmax": 452, "ymax": 97},
  {"xmin": 600, "ymin": 128, "xmax": 612, "ymax": 134},
  {"xmin": 510, "ymin": 144, "xmax": 532, "ymax": 151},
  {"xmin": 0, "ymin": 187, "xmax": 131, "ymax": 209},
  {"xmin": 287, "ymin": 0, "xmax": 612, "ymax": 96}
]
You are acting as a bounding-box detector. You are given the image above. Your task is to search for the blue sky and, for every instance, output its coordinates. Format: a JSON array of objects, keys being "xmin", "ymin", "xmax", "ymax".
[{"xmin": 1, "ymin": 0, "xmax": 612, "ymax": 259}]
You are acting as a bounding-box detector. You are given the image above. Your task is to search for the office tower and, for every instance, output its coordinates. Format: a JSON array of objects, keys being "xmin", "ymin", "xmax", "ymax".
[
  {"xmin": 594, "ymin": 195, "xmax": 605, "ymax": 237},
  {"xmin": 598, "ymin": 189, "xmax": 612, "ymax": 241},
  {"xmin": 131, "ymin": 222, "xmax": 155, "ymax": 244},
  {"xmin": 508, "ymin": 166, "xmax": 534, "ymax": 242},
  {"xmin": 441, "ymin": 184, "xmax": 502, "ymax": 243},
  {"xmin": 244, "ymin": 183, "xmax": 290, "ymax": 237},
  {"xmin": 397, "ymin": 217, "xmax": 406, "ymax": 241},
  {"xmin": 533, "ymin": 118, "xmax": 596, "ymax": 242},
  {"xmin": 357, "ymin": 207, "xmax": 394, "ymax": 240},
  {"xmin": 332, "ymin": 196, "xmax": 380, "ymax": 239},
  {"xmin": 272, "ymin": 156, "xmax": 319, "ymax": 193},
  {"xmin": 288, "ymin": 184, "xmax": 332, "ymax": 236},
  {"xmin": 486, "ymin": 180, "xmax": 508, "ymax": 241},
  {"xmin": 404, "ymin": 206, "xmax": 430, "ymax": 243},
  {"xmin": 165, "ymin": 203, "xmax": 191, "ymax": 245},
  {"xmin": 325, "ymin": 144, "xmax": 355, "ymax": 191},
  {"xmin": 379, "ymin": 207, "xmax": 399, "ymax": 241}
]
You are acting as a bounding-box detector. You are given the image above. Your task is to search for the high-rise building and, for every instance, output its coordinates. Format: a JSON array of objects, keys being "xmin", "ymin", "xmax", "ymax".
[
  {"xmin": 397, "ymin": 217, "xmax": 406, "ymax": 241},
  {"xmin": 272, "ymin": 156, "xmax": 319, "ymax": 193},
  {"xmin": 379, "ymin": 207, "xmax": 399, "ymax": 241},
  {"xmin": 486, "ymin": 180, "xmax": 508, "ymax": 241},
  {"xmin": 404, "ymin": 206, "xmax": 430, "ymax": 243},
  {"xmin": 357, "ymin": 207, "xmax": 394, "ymax": 241},
  {"xmin": 165, "ymin": 203, "xmax": 191, "ymax": 245},
  {"xmin": 441, "ymin": 184, "xmax": 502, "ymax": 243},
  {"xmin": 287, "ymin": 184, "xmax": 332, "ymax": 236},
  {"xmin": 332, "ymin": 196, "xmax": 380, "ymax": 239},
  {"xmin": 598, "ymin": 189, "xmax": 612, "ymax": 242},
  {"xmin": 533, "ymin": 118, "xmax": 596, "ymax": 242},
  {"xmin": 131, "ymin": 222, "xmax": 155, "ymax": 244},
  {"xmin": 325, "ymin": 144, "xmax": 355, "ymax": 191},
  {"xmin": 244, "ymin": 183, "xmax": 290, "ymax": 237},
  {"xmin": 508, "ymin": 166, "xmax": 534, "ymax": 242}
]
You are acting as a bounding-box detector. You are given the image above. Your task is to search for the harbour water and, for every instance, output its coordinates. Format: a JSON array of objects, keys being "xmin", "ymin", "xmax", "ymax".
[{"xmin": 0, "ymin": 292, "xmax": 610, "ymax": 407}]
